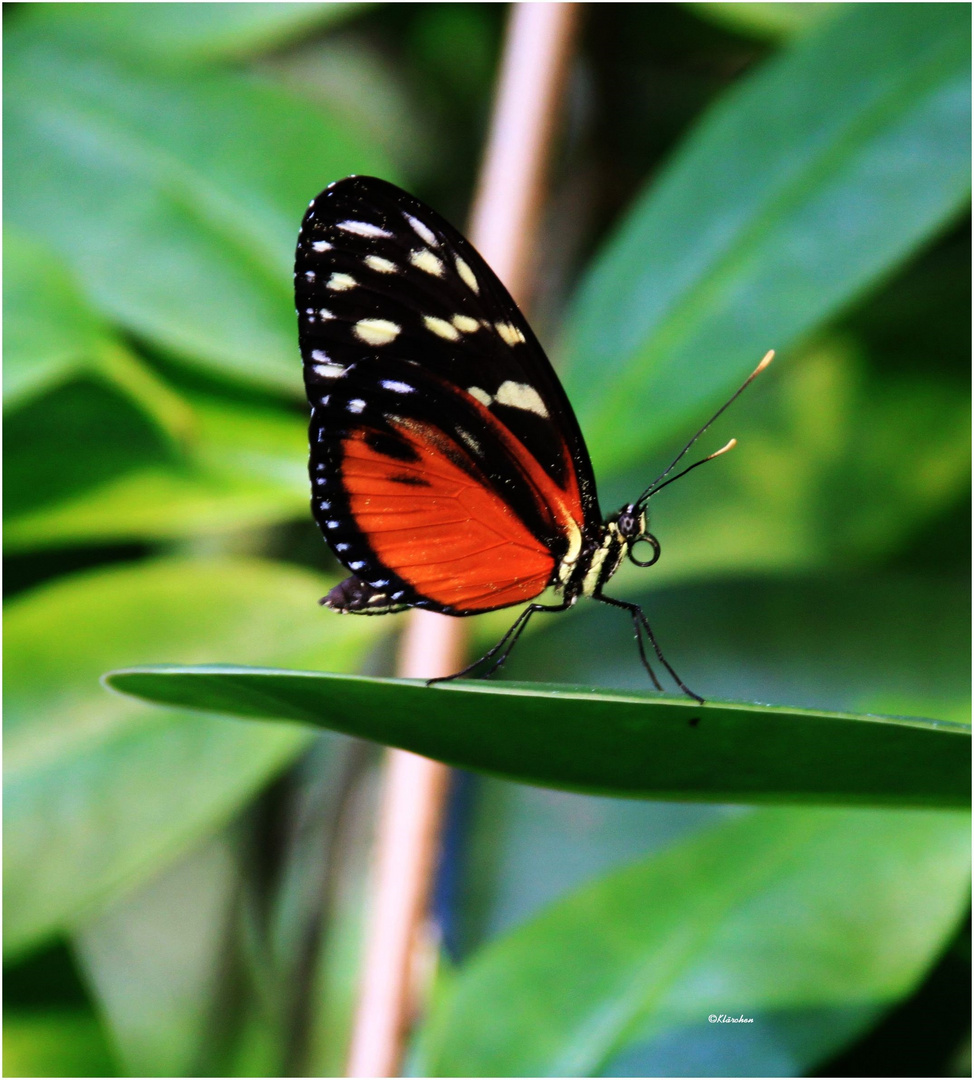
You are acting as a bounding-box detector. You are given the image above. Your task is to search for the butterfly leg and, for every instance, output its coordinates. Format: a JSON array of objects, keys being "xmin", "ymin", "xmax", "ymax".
[
  {"xmin": 426, "ymin": 598, "xmax": 573, "ymax": 686},
  {"xmin": 593, "ymin": 592, "xmax": 704, "ymax": 703}
]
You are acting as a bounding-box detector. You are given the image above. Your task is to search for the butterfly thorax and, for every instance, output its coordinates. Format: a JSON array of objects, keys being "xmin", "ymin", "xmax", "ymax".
[{"xmin": 560, "ymin": 505, "xmax": 650, "ymax": 601}]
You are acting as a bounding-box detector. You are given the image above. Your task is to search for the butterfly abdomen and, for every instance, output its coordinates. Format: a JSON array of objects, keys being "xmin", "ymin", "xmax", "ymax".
[{"xmin": 321, "ymin": 575, "xmax": 411, "ymax": 615}]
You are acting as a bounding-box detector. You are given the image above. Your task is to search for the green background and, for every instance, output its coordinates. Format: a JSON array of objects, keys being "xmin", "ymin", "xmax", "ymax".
[{"xmin": 4, "ymin": 3, "xmax": 970, "ymax": 1076}]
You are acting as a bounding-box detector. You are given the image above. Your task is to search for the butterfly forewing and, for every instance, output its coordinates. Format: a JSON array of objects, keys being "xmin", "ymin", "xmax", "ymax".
[{"xmin": 295, "ymin": 176, "xmax": 600, "ymax": 614}]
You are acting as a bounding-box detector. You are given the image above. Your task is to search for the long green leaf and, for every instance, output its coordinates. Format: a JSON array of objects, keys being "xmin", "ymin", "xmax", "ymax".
[
  {"xmin": 563, "ymin": 3, "xmax": 971, "ymax": 475},
  {"xmin": 3, "ymin": 560, "xmax": 378, "ymax": 958},
  {"xmin": 417, "ymin": 807, "xmax": 970, "ymax": 1076},
  {"xmin": 4, "ymin": 372, "xmax": 308, "ymax": 550},
  {"xmin": 3, "ymin": 388, "xmax": 310, "ymax": 548},
  {"xmin": 102, "ymin": 670, "xmax": 970, "ymax": 807}
]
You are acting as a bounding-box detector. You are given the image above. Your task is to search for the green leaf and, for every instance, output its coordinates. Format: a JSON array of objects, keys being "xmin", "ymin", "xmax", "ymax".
[
  {"xmin": 3, "ymin": 228, "xmax": 115, "ymax": 407},
  {"xmin": 73, "ymin": 834, "xmax": 242, "ymax": 1078},
  {"xmin": 3, "ymin": 382, "xmax": 308, "ymax": 550},
  {"xmin": 691, "ymin": 2, "xmax": 840, "ymax": 41},
  {"xmin": 3, "ymin": 1010, "xmax": 118, "ymax": 1078},
  {"xmin": 505, "ymin": 573, "xmax": 971, "ymax": 727},
  {"xmin": 4, "ymin": 559, "xmax": 378, "ymax": 959},
  {"xmin": 448, "ymin": 788, "xmax": 883, "ymax": 1074},
  {"xmin": 563, "ymin": 3, "xmax": 972, "ymax": 475},
  {"xmin": 418, "ymin": 807, "xmax": 970, "ymax": 1076},
  {"xmin": 2, "ymin": 263, "xmax": 312, "ymax": 548},
  {"xmin": 3, "ymin": 468, "xmax": 306, "ymax": 551},
  {"xmin": 605, "ymin": 1003, "xmax": 880, "ymax": 1077},
  {"xmin": 589, "ymin": 339, "xmax": 971, "ymax": 589},
  {"xmin": 20, "ymin": 2, "xmax": 368, "ymax": 64},
  {"xmin": 102, "ymin": 670, "xmax": 970, "ymax": 808},
  {"xmin": 268, "ymin": 32, "xmax": 437, "ymax": 182},
  {"xmin": 3, "ymin": 377, "xmax": 177, "ymax": 522},
  {"xmin": 452, "ymin": 781, "xmax": 726, "ymax": 957},
  {"xmin": 3, "ymin": 227, "xmax": 196, "ymax": 445},
  {"xmin": 4, "ymin": 36, "xmax": 394, "ymax": 393},
  {"xmin": 440, "ymin": 572, "xmax": 968, "ymax": 1070}
]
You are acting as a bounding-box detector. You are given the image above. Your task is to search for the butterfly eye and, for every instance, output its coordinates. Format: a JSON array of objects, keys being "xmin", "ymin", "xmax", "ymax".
[
  {"xmin": 628, "ymin": 534, "xmax": 661, "ymax": 568},
  {"xmin": 617, "ymin": 507, "xmax": 640, "ymax": 537}
]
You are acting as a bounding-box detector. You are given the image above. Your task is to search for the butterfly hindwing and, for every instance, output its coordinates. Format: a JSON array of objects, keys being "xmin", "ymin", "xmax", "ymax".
[
  {"xmin": 309, "ymin": 355, "xmax": 587, "ymax": 613},
  {"xmin": 295, "ymin": 176, "xmax": 600, "ymax": 614}
]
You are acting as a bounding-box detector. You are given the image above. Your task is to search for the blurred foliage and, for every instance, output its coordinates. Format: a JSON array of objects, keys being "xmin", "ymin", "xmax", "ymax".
[{"xmin": 3, "ymin": 3, "xmax": 969, "ymax": 1077}]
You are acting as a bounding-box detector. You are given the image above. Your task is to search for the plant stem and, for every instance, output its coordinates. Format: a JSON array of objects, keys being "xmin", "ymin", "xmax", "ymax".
[{"xmin": 344, "ymin": 4, "xmax": 582, "ymax": 1076}]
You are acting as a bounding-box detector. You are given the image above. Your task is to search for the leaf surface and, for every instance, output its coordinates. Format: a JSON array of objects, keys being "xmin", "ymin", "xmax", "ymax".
[
  {"xmin": 418, "ymin": 807, "xmax": 971, "ymax": 1076},
  {"xmin": 5, "ymin": 36, "xmax": 393, "ymax": 393},
  {"xmin": 563, "ymin": 3, "xmax": 972, "ymax": 475},
  {"xmin": 4, "ymin": 559, "xmax": 376, "ymax": 958},
  {"xmin": 103, "ymin": 669, "xmax": 970, "ymax": 808}
]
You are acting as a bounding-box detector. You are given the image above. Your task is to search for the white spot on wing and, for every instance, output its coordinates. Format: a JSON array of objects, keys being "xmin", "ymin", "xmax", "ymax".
[
  {"xmin": 318, "ymin": 308, "xmax": 335, "ymax": 320},
  {"xmin": 347, "ymin": 399, "xmax": 366, "ymax": 413},
  {"xmin": 365, "ymin": 255, "xmax": 397, "ymax": 274},
  {"xmin": 313, "ymin": 363, "xmax": 346, "ymax": 379},
  {"xmin": 452, "ymin": 314, "xmax": 480, "ymax": 334},
  {"xmin": 354, "ymin": 318, "xmax": 401, "ymax": 345},
  {"xmin": 380, "ymin": 379, "xmax": 415, "ymax": 394},
  {"xmin": 304, "ymin": 271, "xmax": 316, "ymax": 281},
  {"xmin": 409, "ymin": 248, "xmax": 444, "ymax": 277},
  {"xmin": 405, "ymin": 213, "xmax": 437, "ymax": 247},
  {"xmin": 455, "ymin": 256, "xmax": 479, "ymax": 294},
  {"xmin": 338, "ymin": 220, "xmax": 392, "ymax": 238},
  {"xmin": 312, "ymin": 240, "xmax": 332, "ymax": 252},
  {"xmin": 349, "ymin": 560, "xmax": 367, "ymax": 570},
  {"xmin": 311, "ymin": 349, "xmax": 330, "ymax": 363},
  {"xmin": 495, "ymin": 322, "xmax": 526, "ymax": 346},
  {"xmin": 467, "ymin": 386, "xmax": 492, "ymax": 407},
  {"xmin": 495, "ymin": 380, "xmax": 548, "ymax": 417},
  {"xmin": 457, "ymin": 427, "xmax": 482, "ymax": 454},
  {"xmin": 424, "ymin": 315, "xmax": 460, "ymax": 341},
  {"xmin": 327, "ymin": 273, "xmax": 357, "ymax": 291}
]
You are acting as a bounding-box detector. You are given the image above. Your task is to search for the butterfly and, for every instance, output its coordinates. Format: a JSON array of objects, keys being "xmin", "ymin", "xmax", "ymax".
[{"xmin": 295, "ymin": 176, "xmax": 771, "ymax": 702}]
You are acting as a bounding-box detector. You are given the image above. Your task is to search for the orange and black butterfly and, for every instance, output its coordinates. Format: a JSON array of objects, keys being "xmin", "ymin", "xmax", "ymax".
[{"xmin": 295, "ymin": 176, "xmax": 770, "ymax": 701}]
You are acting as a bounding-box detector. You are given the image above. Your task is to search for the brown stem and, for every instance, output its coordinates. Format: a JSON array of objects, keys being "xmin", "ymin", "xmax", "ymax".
[{"xmin": 345, "ymin": 5, "xmax": 582, "ymax": 1076}]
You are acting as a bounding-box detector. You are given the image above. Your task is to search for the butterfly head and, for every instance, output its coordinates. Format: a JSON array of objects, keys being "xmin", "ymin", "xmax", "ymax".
[{"xmin": 615, "ymin": 504, "xmax": 661, "ymax": 569}]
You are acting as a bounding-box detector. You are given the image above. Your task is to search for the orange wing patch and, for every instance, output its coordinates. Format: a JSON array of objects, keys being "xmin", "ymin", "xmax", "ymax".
[{"xmin": 340, "ymin": 421, "xmax": 555, "ymax": 611}]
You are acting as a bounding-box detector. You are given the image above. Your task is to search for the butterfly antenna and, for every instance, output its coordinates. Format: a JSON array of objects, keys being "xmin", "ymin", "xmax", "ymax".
[{"xmin": 635, "ymin": 350, "xmax": 774, "ymax": 506}]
